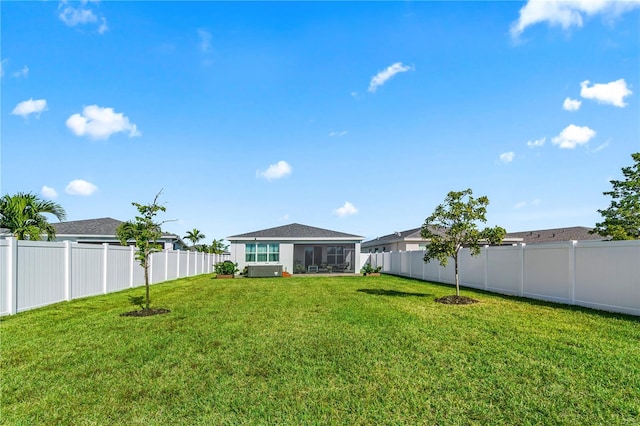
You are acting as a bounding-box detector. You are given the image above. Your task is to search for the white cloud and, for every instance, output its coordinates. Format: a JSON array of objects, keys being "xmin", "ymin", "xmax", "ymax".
[
  {"xmin": 514, "ymin": 198, "xmax": 541, "ymax": 209},
  {"xmin": 368, "ymin": 62, "xmax": 413, "ymax": 93},
  {"xmin": 580, "ymin": 79, "xmax": 632, "ymax": 107},
  {"xmin": 12, "ymin": 65, "xmax": 29, "ymax": 78},
  {"xmin": 66, "ymin": 105, "xmax": 141, "ymax": 140},
  {"xmin": 41, "ymin": 186, "xmax": 58, "ymax": 199},
  {"xmin": 499, "ymin": 152, "xmax": 515, "ymax": 164},
  {"xmin": 563, "ymin": 97, "xmax": 581, "ymax": 111},
  {"xmin": 58, "ymin": 1, "xmax": 108, "ymax": 33},
  {"xmin": 12, "ymin": 98, "xmax": 48, "ymax": 118},
  {"xmin": 98, "ymin": 17, "xmax": 108, "ymax": 34},
  {"xmin": 333, "ymin": 201, "xmax": 358, "ymax": 217},
  {"xmin": 590, "ymin": 140, "xmax": 610, "ymax": 153},
  {"xmin": 257, "ymin": 160, "xmax": 292, "ymax": 181},
  {"xmin": 198, "ymin": 29, "xmax": 212, "ymax": 52},
  {"xmin": 510, "ymin": 0, "xmax": 640, "ymax": 39},
  {"xmin": 329, "ymin": 130, "xmax": 347, "ymax": 137},
  {"xmin": 527, "ymin": 136, "xmax": 546, "ymax": 148},
  {"xmin": 59, "ymin": 3, "xmax": 97, "ymax": 26},
  {"xmin": 552, "ymin": 124, "xmax": 596, "ymax": 149},
  {"xmin": 65, "ymin": 179, "xmax": 98, "ymax": 196}
]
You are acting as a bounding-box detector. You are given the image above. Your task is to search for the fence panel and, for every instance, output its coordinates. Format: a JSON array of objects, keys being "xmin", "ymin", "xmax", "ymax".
[
  {"xmin": 178, "ymin": 251, "xmax": 189, "ymax": 278},
  {"xmin": 107, "ymin": 246, "xmax": 132, "ymax": 292},
  {"xmin": 72, "ymin": 244, "xmax": 104, "ymax": 298},
  {"xmin": 410, "ymin": 251, "xmax": 423, "ymax": 278},
  {"xmin": 188, "ymin": 252, "xmax": 197, "ymax": 276},
  {"xmin": 459, "ymin": 248, "xmax": 486, "ymax": 289},
  {"xmin": 523, "ymin": 243, "xmax": 572, "ymax": 303},
  {"xmin": 166, "ymin": 251, "xmax": 179, "ymax": 281},
  {"xmin": 574, "ymin": 240, "xmax": 640, "ymax": 315},
  {"xmin": 17, "ymin": 241, "xmax": 66, "ymax": 312},
  {"xmin": 486, "ymin": 246, "xmax": 521, "ymax": 295},
  {"xmin": 150, "ymin": 251, "xmax": 167, "ymax": 284}
]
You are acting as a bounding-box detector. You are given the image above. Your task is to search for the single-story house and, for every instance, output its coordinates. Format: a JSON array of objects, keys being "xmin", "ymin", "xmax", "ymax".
[
  {"xmin": 228, "ymin": 223, "xmax": 364, "ymax": 274},
  {"xmin": 51, "ymin": 217, "xmax": 189, "ymax": 250},
  {"xmin": 361, "ymin": 225, "xmax": 604, "ymax": 253}
]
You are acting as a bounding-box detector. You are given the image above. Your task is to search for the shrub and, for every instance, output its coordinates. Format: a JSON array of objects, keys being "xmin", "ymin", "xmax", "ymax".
[
  {"xmin": 361, "ymin": 263, "xmax": 382, "ymax": 274},
  {"xmin": 214, "ymin": 260, "xmax": 239, "ymax": 275}
]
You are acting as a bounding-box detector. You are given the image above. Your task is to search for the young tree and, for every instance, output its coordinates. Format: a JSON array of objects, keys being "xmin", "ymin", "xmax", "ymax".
[
  {"xmin": 184, "ymin": 228, "xmax": 206, "ymax": 247},
  {"xmin": 592, "ymin": 152, "xmax": 640, "ymax": 240},
  {"xmin": 0, "ymin": 192, "xmax": 67, "ymax": 240},
  {"xmin": 421, "ymin": 188, "xmax": 506, "ymax": 297},
  {"xmin": 116, "ymin": 191, "xmax": 168, "ymax": 311}
]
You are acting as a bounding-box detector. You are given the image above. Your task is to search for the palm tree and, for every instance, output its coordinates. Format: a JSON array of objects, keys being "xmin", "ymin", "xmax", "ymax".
[
  {"xmin": 0, "ymin": 192, "xmax": 67, "ymax": 240},
  {"xmin": 183, "ymin": 228, "xmax": 206, "ymax": 248}
]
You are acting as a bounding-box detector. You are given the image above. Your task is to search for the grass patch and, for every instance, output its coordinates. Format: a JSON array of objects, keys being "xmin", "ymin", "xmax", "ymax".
[{"xmin": 2, "ymin": 274, "xmax": 639, "ymax": 424}]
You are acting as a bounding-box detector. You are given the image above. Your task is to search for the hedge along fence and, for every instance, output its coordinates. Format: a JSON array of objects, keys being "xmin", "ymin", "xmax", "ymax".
[
  {"xmin": 0, "ymin": 238, "xmax": 229, "ymax": 315},
  {"xmin": 366, "ymin": 239, "xmax": 640, "ymax": 316}
]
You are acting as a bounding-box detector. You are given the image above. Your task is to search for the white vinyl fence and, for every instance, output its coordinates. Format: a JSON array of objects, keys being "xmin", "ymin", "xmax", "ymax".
[
  {"xmin": 0, "ymin": 238, "xmax": 229, "ymax": 315},
  {"xmin": 365, "ymin": 240, "xmax": 640, "ymax": 316}
]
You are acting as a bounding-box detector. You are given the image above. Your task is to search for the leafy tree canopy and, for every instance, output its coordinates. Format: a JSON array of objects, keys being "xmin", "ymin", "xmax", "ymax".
[
  {"xmin": 116, "ymin": 191, "xmax": 168, "ymax": 310},
  {"xmin": 593, "ymin": 152, "xmax": 640, "ymax": 240},
  {"xmin": 0, "ymin": 192, "xmax": 66, "ymax": 241},
  {"xmin": 421, "ymin": 188, "xmax": 506, "ymax": 296}
]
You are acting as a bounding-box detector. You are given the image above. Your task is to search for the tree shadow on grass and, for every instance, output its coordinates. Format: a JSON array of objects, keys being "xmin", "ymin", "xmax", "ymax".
[{"xmin": 357, "ymin": 289, "xmax": 433, "ymax": 298}]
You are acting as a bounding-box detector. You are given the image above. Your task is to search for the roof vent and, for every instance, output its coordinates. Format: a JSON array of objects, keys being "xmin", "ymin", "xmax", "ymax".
[{"xmin": 395, "ymin": 232, "xmax": 401, "ymax": 237}]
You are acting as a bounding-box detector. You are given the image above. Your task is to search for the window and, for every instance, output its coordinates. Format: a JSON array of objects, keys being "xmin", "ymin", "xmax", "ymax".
[
  {"xmin": 327, "ymin": 246, "xmax": 344, "ymax": 264},
  {"xmin": 245, "ymin": 243, "xmax": 279, "ymax": 262}
]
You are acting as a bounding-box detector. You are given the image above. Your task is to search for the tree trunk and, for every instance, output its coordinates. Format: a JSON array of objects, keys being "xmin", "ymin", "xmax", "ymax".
[
  {"xmin": 454, "ymin": 249, "xmax": 460, "ymax": 297},
  {"xmin": 144, "ymin": 254, "xmax": 150, "ymax": 310}
]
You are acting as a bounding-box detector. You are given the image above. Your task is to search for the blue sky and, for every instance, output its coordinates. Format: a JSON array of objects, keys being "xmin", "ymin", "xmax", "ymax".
[{"xmin": 2, "ymin": 1, "xmax": 639, "ymax": 243}]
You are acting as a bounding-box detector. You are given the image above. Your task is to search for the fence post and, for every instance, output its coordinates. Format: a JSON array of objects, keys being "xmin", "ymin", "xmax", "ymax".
[
  {"xmin": 149, "ymin": 253, "xmax": 154, "ymax": 284},
  {"xmin": 64, "ymin": 241, "xmax": 72, "ymax": 301},
  {"xmin": 165, "ymin": 249, "xmax": 169, "ymax": 281},
  {"xmin": 6, "ymin": 237, "xmax": 18, "ymax": 315},
  {"xmin": 186, "ymin": 251, "xmax": 190, "ymax": 277},
  {"xmin": 519, "ymin": 243, "xmax": 526, "ymax": 296},
  {"xmin": 176, "ymin": 250, "xmax": 181, "ymax": 278},
  {"xmin": 129, "ymin": 245, "xmax": 135, "ymax": 288},
  {"xmin": 569, "ymin": 240, "xmax": 577, "ymax": 304},
  {"xmin": 103, "ymin": 243, "xmax": 109, "ymax": 294},
  {"xmin": 484, "ymin": 245, "xmax": 489, "ymax": 291}
]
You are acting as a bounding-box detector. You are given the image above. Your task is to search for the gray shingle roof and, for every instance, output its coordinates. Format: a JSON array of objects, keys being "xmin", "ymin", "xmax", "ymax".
[
  {"xmin": 52, "ymin": 217, "xmax": 124, "ymax": 235},
  {"xmin": 228, "ymin": 223, "xmax": 363, "ymax": 240},
  {"xmin": 361, "ymin": 226, "xmax": 446, "ymax": 247},
  {"xmin": 506, "ymin": 226, "xmax": 604, "ymax": 244},
  {"xmin": 363, "ymin": 225, "xmax": 604, "ymax": 247},
  {"xmin": 52, "ymin": 217, "xmax": 180, "ymax": 239}
]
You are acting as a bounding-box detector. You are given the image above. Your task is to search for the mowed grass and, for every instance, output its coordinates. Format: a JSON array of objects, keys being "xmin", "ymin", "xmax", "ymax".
[{"xmin": 2, "ymin": 274, "xmax": 639, "ymax": 425}]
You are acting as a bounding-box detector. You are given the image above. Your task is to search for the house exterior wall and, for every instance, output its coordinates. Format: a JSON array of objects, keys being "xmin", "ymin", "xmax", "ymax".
[{"xmin": 230, "ymin": 240, "xmax": 362, "ymax": 274}]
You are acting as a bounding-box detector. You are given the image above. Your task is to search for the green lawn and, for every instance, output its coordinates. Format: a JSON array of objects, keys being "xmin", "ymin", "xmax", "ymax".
[{"xmin": 2, "ymin": 274, "xmax": 639, "ymax": 425}]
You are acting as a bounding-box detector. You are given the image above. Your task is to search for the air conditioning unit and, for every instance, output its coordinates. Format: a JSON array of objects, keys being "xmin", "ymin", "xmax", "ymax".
[{"xmin": 246, "ymin": 265, "xmax": 283, "ymax": 278}]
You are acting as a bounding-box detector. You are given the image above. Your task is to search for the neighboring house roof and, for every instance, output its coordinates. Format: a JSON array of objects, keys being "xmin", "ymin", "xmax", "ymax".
[
  {"xmin": 363, "ymin": 225, "xmax": 604, "ymax": 248},
  {"xmin": 52, "ymin": 217, "xmax": 186, "ymax": 245},
  {"xmin": 228, "ymin": 223, "xmax": 364, "ymax": 241},
  {"xmin": 362, "ymin": 226, "xmax": 481, "ymax": 248},
  {"xmin": 506, "ymin": 226, "xmax": 604, "ymax": 244},
  {"xmin": 53, "ymin": 217, "xmax": 124, "ymax": 236}
]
